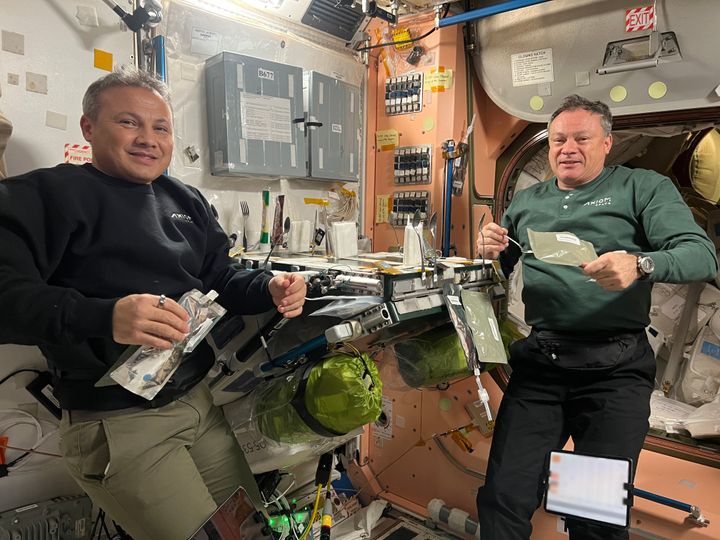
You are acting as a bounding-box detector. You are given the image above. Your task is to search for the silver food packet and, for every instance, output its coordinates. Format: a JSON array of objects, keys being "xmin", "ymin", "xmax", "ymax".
[{"xmin": 107, "ymin": 289, "xmax": 226, "ymax": 400}]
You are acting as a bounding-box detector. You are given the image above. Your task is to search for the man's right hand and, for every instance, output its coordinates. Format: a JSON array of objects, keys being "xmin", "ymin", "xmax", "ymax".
[
  {"xmin": 112, "ymin": 294, "xmax": 190, "ymax": 349},
  {"xmin": 476, "ymin": 222, "xmax": 510, "ymax": 260}
]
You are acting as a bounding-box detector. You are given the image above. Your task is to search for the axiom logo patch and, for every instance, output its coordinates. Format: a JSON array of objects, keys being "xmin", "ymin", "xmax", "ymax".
[
  {"xmin": 171, "ymin": 212, "xmax": 193, "ymax": 223},
  {"xmin": 583, "ymin": 197, "xmax": 612, "ymax": 208}
]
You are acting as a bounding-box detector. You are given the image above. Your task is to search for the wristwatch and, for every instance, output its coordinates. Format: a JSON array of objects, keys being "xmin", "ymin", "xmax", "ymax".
[{"xmin": 636, "ymin": 255, "xmax": 655, "ymax": 280}]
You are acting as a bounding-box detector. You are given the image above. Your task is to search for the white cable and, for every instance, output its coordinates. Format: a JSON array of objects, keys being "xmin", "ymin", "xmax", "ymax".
[
  {"xmin": 264, "ymin": 476, "xmax": 297, "ymax": 507},
  {"xmin": 305, "ymin": 295, "xmax": 373, "ymax": 301},
  {"xmin": 0, "ymin": 408, "xmax": 59, "ymax": 471}
]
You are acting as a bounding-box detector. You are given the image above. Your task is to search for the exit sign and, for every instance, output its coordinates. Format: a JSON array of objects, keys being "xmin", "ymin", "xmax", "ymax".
[{"xmin": 626, "ymin": 5, "xmax": 656, "ymax": 32}]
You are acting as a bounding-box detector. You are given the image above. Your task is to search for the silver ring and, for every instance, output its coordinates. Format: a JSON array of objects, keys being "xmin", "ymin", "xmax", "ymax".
[{"xmin": 157, "ymin": 294, "xmax": 166, "ymax": 308}]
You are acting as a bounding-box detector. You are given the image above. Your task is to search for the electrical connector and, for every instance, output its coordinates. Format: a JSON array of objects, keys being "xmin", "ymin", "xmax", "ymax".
[
  {"xmin": 324, "ymin": 321, "xmax": 363, "ymax": 343},
  {"xmin": 320, "ymin": 497, "xmax": 333, "ymax": 540},
  {"xmin": 315, "ymin": 453, "xmax": 333, "ymax": 486}
]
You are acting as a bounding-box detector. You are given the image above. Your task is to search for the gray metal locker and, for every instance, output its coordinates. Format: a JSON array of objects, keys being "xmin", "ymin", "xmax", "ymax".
[
  {"xmin": 205, "ymin": 52, "xmax": 306, "ymax": 177},
  {"xmin": 303, "ymin": 71, "xmax": 361, "ymax": 182}
]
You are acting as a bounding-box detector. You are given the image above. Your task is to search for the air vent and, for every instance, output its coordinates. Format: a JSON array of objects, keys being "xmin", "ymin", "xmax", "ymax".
[{"xmin": 301, "ymin": 0, "xmax": 366, "ymax": 41}]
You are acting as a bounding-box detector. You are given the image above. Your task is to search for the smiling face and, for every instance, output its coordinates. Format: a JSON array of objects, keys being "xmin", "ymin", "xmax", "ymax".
[
  {"xmin": 80, "ymin": 86, "xmax": 173, "ymax": 184},
  {"xmin": 548, "ymin": 108, "xmax": 613, "ymax": 190}
]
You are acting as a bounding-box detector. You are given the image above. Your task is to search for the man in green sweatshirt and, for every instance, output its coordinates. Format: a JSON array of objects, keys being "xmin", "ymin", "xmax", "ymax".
[{"xmin": 475, "ymin": 94, "xmax": 718, "ymax": 540}]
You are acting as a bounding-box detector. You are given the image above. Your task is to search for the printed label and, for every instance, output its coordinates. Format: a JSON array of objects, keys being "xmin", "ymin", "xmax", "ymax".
[
  {"xmin": 258, "ymin": 68, "xmax": 275, "ymax": 81},
  {"xmin": 447, "ymin": 295, "xmax": 462, "ymax": 306},
  {"xmin": 239, "ymin": 93, "xmax": 292, "ymax": 144},
  {"xmin": 190, "ymin": 28, "xmax": 219, "ymax": 56},
  {"xmin": 511, "ymin": 48, "xmax": 554, "ymax": 87},
  {"xmin": 555, "ymin": 233, "xmax": 580, "ymax": 245}
]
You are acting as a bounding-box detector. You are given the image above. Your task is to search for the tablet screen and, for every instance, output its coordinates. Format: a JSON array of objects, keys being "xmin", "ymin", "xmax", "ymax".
[{"xmin": 544, "ymin": 450, "xmax": 631, "ymax": 528}]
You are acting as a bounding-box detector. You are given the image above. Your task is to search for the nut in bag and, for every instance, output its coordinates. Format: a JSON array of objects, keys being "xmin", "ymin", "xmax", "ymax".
[{"xmin": 103, "ymin": 289, "xmax": 226, "ymax": 400}]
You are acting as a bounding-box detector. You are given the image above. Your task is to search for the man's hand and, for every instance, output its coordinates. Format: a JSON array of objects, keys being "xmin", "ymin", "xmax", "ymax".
[
  {"xmin": 476, "ymin": 222, "xmax": 510, "ymax": 260},
  {"xmin": 113, "ymin": 294, "xmax": 190, "ymax": 349},
  {"xmin": 581, "ymin": 252, "xmax": 639, "ymax": 291},
  {"xmin": 268, "ymin": 273, "xmax": 307, "ymax": 318}
]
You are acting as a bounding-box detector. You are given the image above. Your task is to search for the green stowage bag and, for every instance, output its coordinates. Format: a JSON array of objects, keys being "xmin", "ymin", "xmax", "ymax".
[
  {"xmin": 393, "ymin": 325, "xmax": 470, "ymax": 388},
  {"xmin": 256, "ymin": 352, "xmax": 382, "ymax": 443}
]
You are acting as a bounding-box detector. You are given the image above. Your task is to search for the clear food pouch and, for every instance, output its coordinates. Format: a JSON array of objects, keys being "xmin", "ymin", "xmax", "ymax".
[
  {"xmin": 442, "ymin": 282, "xmax": 477, "ymax": 371},
  {"xmin": 98, "ymin": 289, "xmax": 226, "ymax": 400},
  {"xmin": 461, "ymin": 289, "xmax": 508, "ymax": 365},
  {"xmin": 527, "ymin": 228, "xmax": 598, "ymax": 266}
]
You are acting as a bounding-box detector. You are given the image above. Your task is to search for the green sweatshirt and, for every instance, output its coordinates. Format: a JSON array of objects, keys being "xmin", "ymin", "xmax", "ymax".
[{"xmin": 500, "ymin": 166, "xmax": 718, "ymax": 332}]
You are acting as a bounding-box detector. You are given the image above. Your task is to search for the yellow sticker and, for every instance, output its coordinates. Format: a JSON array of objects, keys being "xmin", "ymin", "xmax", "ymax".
[
  {"xmin": 376, "ymin": 129, "xmax": 399, "ymax": 151},
  {"xmin": 426, "ymin": 68, "xmax": 453, "ymax": 92},
  {"xmin": 609, "ymin": 85, "xmax": 627, "ymax": 103},
  {"xmin": 422, "ymin": 118, "xmax": 435, "ymax": 132},
  {"xmin": 376, "ymin": 195, "xmax": 390, "ymax": 224},
  {"xmin": 94, "ymin": 49, "xmax": 113, "ymax": 72},
  {"xmin": 529, "ymin": 96, "xmax": 544, "ymax": 111},
  {"xmin": 648, "ymin": 81, "xmax": 667, "ymax": 99}
]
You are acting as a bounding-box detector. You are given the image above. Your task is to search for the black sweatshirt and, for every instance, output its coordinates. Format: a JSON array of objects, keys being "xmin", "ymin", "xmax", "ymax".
[{"xmin": 0, "ymin": 164, "xmax": 274, "ymax": 410}]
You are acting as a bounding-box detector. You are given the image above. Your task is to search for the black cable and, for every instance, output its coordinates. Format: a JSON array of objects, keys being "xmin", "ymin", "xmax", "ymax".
[
  {"xmin": 356, "ymin": 26, "xmax": 437, "ymax": 52},
  {"xmin": 0, "ymin": 368, "xmax": 41, "ymax": 387},
  {"xmin": 6, "ymin": 451, "xmax": 30, "ymax": 468},
  {"xmin": 356, "ymin": 3, "xmax": 451, "ymax": 52}
]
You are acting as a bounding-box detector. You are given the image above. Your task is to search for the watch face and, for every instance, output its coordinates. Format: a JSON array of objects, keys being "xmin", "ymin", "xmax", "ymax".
[{"xmin": 640, "ymin": 256, "xmax": 654, "ymax": 274}]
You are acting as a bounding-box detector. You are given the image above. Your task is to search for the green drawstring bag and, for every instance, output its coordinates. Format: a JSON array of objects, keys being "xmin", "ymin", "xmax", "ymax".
[{"xmin": 256, "ymin": 351, "xmax": 382, "ymax": 443}]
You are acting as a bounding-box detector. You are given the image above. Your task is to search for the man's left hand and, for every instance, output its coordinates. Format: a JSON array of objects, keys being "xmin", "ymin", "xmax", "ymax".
[
  {"xmin": 581, "ymin": 252, "xmax": 639, "ymax": 291},
  {"xmin": 268, "ymin": 273, "xmax": 307, "ymax": 318}
]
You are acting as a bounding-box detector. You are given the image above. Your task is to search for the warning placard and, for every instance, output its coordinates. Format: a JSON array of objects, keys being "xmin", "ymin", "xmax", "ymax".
[
  {"xmin": 511, "ymin": 48, "xmax": 554, "ymax": 87},
  {"xmin": 64, "ymin": 144, "xmax": 92, "ymax": 165},
  {"xmin": 626, "ymin": 5, "xmax": 656, "ymax": 32}
]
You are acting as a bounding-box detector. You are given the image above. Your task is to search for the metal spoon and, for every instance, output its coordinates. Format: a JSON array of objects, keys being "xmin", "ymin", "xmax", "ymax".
[
  {"xmin": 507, "ymin": 236, "xmax": 533, "ymax": 254},
  {"xmin": 428, "ymin": 212, "xmax": 438, "ymax": 255},
  {"xmin": 263, "ymin": 216, "xmax": 291, "ymax": 268}
]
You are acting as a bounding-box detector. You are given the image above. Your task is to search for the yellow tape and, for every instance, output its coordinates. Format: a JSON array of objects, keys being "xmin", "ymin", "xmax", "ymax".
[
  {"xmin": 304, "ymin": 198, "xmax": 329, "ymax": 206},
  {"xmin": 392, "ymin": 28, "xmax": 412, "ymax": 50}
]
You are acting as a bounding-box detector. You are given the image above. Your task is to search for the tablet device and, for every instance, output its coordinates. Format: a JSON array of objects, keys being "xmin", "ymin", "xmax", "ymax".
[
  {"xmin": 188, "ymin": 486, "xmax": 266, "ymax": 540},
  {"xmin": 543, "ymin": 450, "xmax": 632, "ymax": 529}
]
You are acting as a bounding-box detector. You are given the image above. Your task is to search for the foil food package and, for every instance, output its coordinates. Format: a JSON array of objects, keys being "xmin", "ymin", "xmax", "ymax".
[{"xmin": 105, "ymin": 289, "xmax": 226, "ymax": 400}]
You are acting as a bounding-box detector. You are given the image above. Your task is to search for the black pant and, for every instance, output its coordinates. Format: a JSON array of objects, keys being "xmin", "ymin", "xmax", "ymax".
[{"xmin": 476, "ymin": 329, "xmax": 656, "ymax": 540}]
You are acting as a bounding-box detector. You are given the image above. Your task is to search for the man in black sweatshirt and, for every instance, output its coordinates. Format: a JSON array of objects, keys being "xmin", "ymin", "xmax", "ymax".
[{"xmin": 0, "ymin": 66, "xmax": 307, "ymax": 539}]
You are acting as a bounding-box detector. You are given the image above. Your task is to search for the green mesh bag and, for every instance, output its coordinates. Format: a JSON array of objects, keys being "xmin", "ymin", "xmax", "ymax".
[
  {"xmin": 256, "ymin": 351, "xmax": 382, "ymax": 443},
  {"xmin": 393, "ymin": 325, "xmax": 470, "ymax": 388}
]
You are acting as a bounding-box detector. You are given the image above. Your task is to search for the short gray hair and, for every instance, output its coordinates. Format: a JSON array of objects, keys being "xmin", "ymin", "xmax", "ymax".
[
  {"xmin": 82, "ymin": 65, "xmax": 171, "ymax": 120},
  {"xmin": 548, "ymin": 95, "xmax": 613, "ymax": 135}
]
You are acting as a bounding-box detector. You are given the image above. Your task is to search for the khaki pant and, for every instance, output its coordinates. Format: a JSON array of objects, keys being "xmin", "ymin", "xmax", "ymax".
[{"xmin": 60, "ymin": 382, "xmax": 260, "ymax": 540}]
